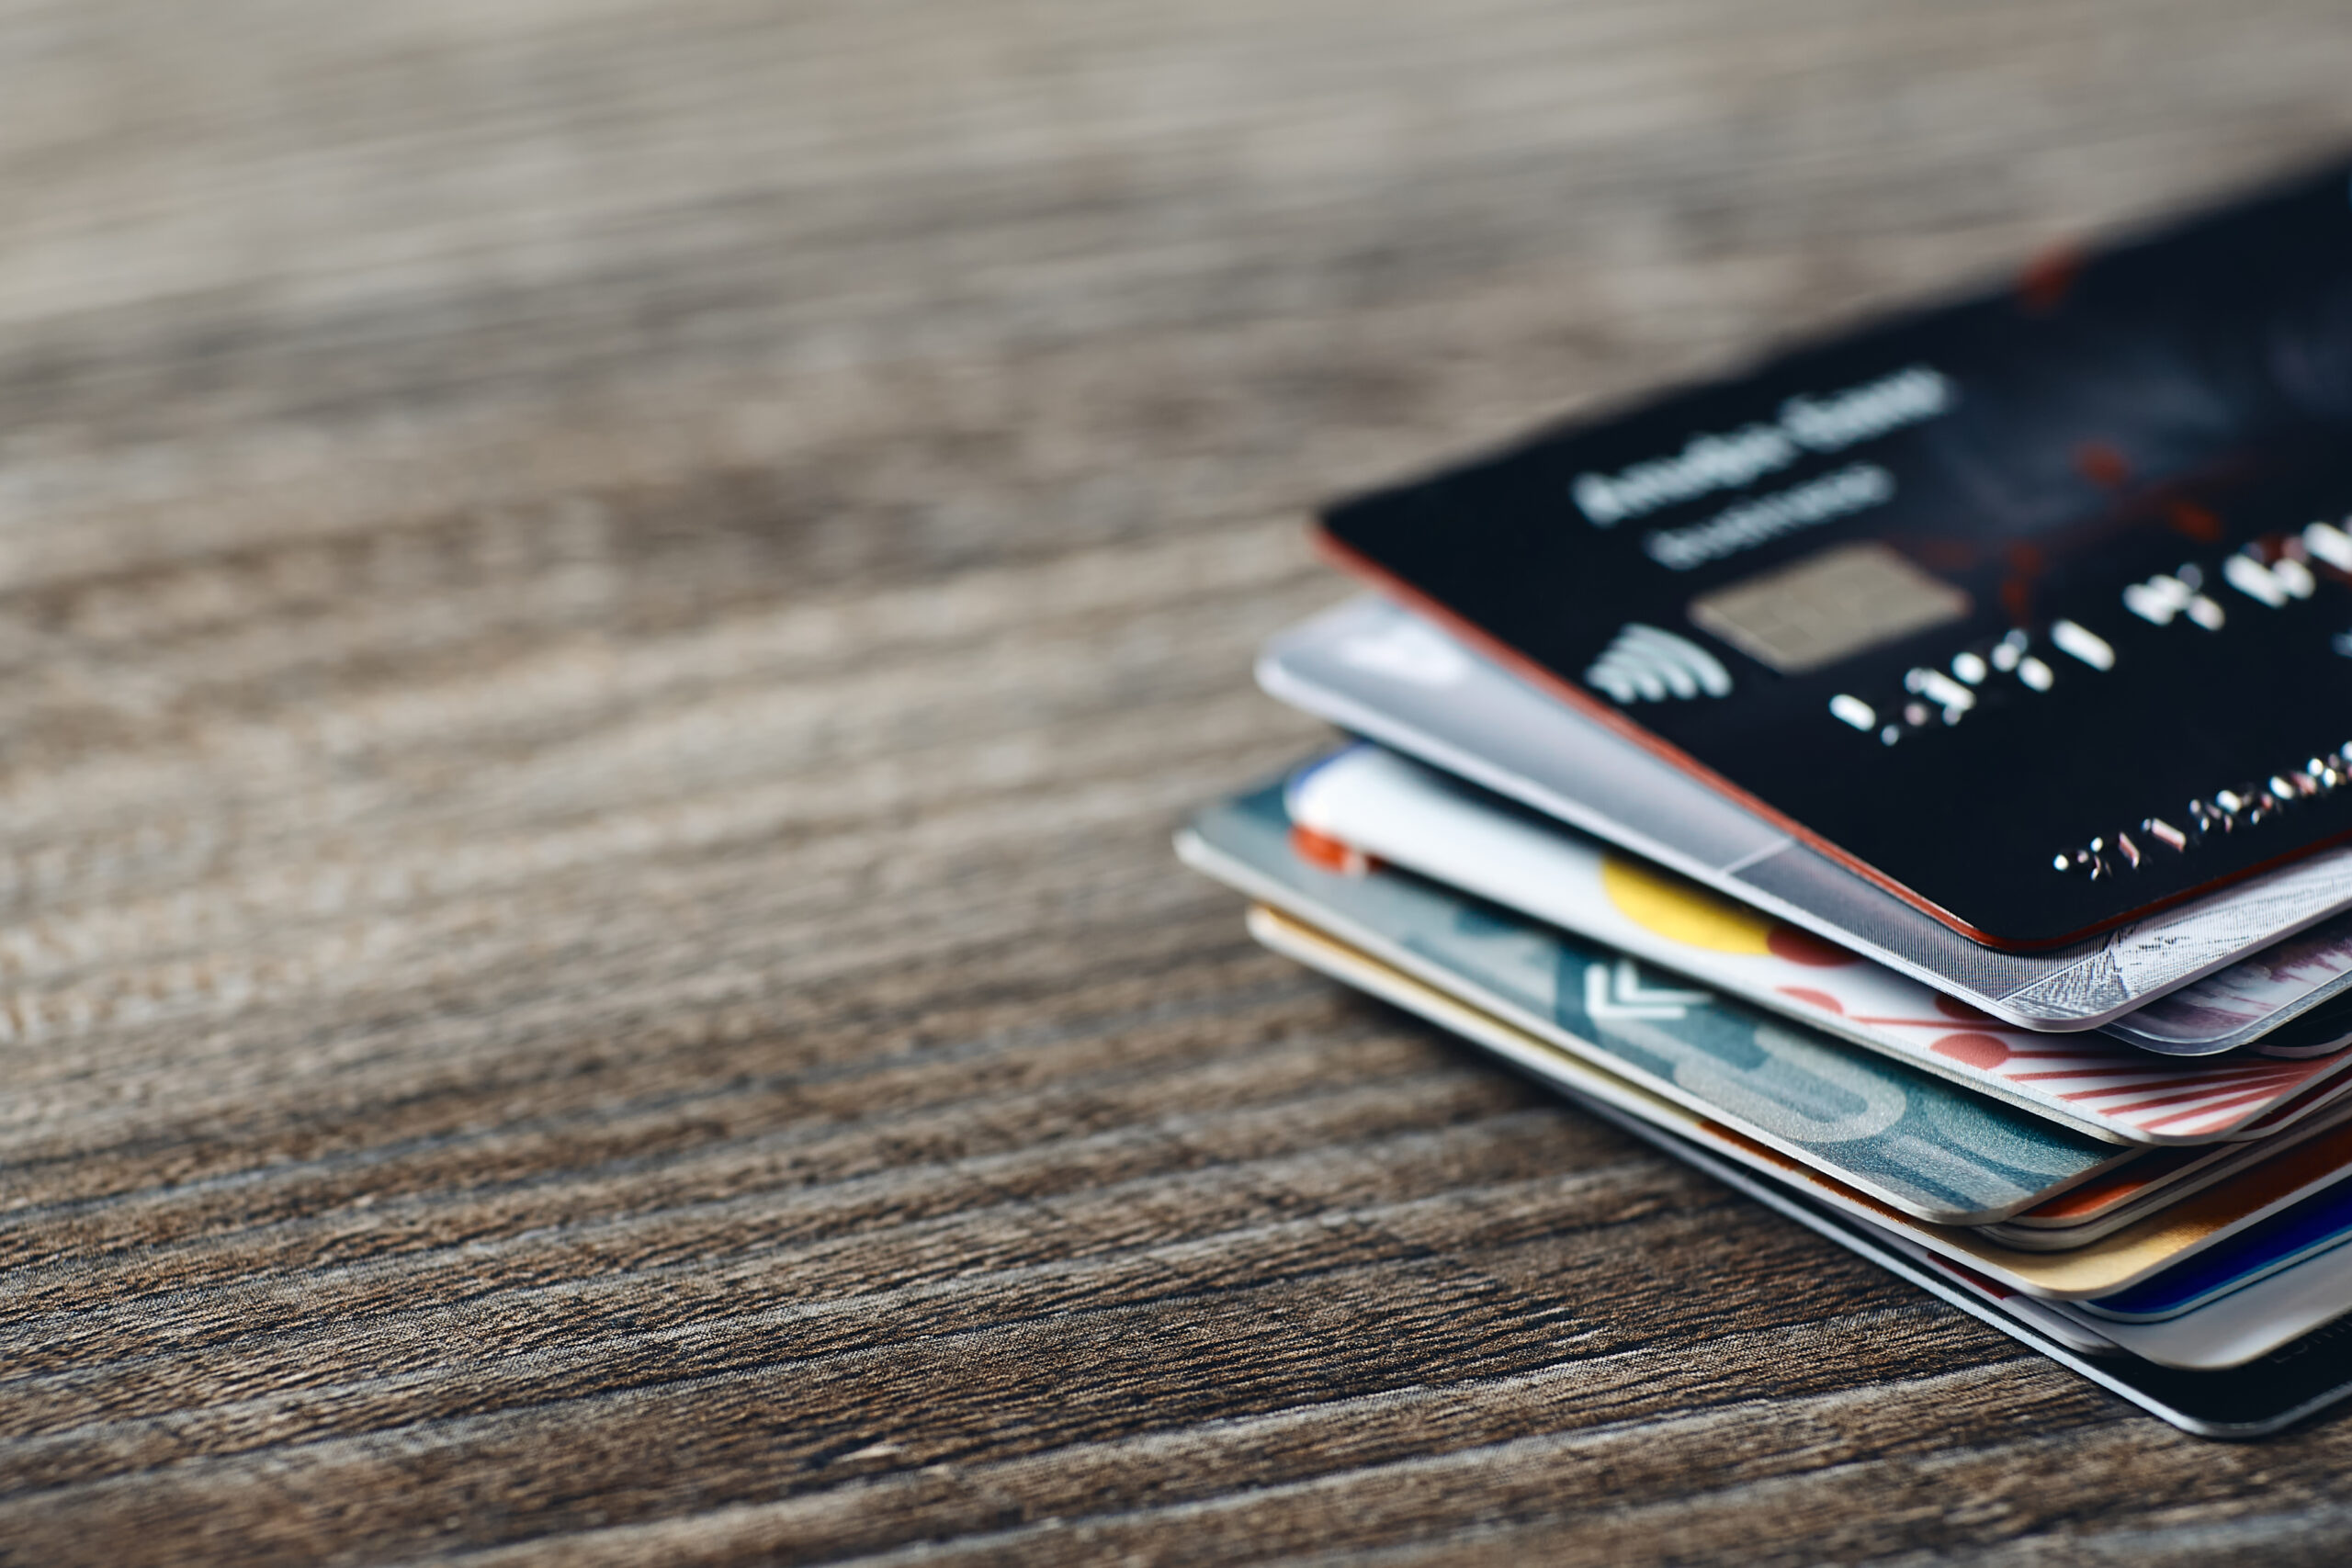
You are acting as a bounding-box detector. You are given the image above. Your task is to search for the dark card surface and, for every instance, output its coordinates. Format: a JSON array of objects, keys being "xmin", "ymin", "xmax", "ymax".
[{"xmin": 1319, "ymin": 161, "xmax": 2352, "ymax": 949}]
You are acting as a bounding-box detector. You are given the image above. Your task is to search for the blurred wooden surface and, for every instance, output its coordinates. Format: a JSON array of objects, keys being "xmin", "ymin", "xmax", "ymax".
[{"xmin": 3, "ymin": 2, "xmax": 2352, "ymax": 1562}]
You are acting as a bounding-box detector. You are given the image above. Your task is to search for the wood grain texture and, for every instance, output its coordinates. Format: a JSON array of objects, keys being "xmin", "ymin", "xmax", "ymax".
[{"xmin": 2, "ymin": 1, "xmax": 2352, "ymax": 1562}]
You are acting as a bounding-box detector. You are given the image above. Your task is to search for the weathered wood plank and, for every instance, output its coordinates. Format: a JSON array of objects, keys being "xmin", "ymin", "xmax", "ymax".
[{"xmin": 0, "ymin": 0, "xmax": 2350, "ymax": 1562}]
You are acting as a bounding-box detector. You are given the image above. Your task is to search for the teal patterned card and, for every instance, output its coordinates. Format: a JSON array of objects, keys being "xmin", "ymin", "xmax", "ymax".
[{"xmin": 1180, "ymin": 781, "xmax": 2132, "ymax": 1223}]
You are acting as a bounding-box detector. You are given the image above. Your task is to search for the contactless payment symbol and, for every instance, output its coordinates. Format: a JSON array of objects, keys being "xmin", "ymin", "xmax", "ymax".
[{"xmin": 1582, "ymin": 623, "xmax": 1731, "ymax": 704}]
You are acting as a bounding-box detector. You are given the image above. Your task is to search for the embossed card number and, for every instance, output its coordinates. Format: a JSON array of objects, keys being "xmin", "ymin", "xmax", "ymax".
[{"xmin": 1318, "ymin": 162, "xmax": 2352, "ymax": 947}]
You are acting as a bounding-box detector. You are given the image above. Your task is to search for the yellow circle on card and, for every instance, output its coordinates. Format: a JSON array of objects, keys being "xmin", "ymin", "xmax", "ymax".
[{"xmin": 1599, "ymin": 853, "xmax": 1777, "ymax": 954}]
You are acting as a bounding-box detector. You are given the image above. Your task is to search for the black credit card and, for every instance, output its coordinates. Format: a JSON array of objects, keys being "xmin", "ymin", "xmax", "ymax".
[{"xmin": 1319, "ymin": 159, "xmax": 2352, "ymax": 950}]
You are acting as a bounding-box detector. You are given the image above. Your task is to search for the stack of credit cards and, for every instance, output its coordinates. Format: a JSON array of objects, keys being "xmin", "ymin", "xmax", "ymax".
[{"xmin": 1177, "ymin": 160, "xmax": 2352, "ymax": 1438}]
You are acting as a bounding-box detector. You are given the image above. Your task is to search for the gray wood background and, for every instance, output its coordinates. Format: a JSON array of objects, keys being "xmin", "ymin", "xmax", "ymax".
[{"xmin": 5, "ymin": 1, "xmax": 2352, "ymax": 1562}]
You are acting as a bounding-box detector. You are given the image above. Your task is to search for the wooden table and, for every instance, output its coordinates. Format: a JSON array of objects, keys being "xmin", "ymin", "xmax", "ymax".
[{"xmin": 6, "ymin": 2, "xmax": 2352, "ymax": 1562}]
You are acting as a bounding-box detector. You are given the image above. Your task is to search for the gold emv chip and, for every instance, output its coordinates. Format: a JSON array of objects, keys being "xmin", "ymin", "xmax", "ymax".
[{"xmin": 1687, "ymin": 540, "xmax": 1970, "ymax": 675}]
